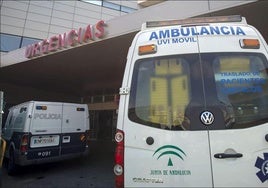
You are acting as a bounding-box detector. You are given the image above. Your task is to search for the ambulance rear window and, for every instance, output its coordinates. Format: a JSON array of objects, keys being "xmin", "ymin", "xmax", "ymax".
[
  {"xmin": 212, "ymin": 53, "xmax": 268, "ymax": 128},
  {"xmin": 129, "ymin": 55, "xmax": 193, "ymax": 130},
  {"xmin": 128, "ymin": 53, "xmax": 268, "ymax": 130}
]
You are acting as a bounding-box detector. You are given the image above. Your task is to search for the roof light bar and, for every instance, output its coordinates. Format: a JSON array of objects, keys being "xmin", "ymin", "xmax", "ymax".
[
  {"xmin": 36, "ymin": 106, "xmax": 47, "ymax": 110},
  {"xmin": 146, "ymin": 15, "xmax": 242, "ymax": 28},
  {"xmin": 77, "ymin": 107, "xmax": 85, "ymax": 111}
]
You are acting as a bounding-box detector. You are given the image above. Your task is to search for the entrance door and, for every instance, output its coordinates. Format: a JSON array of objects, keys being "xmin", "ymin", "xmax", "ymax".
[
  {"xmin": 98, "ymin": 110, "xmax": 113, "ymax": 140},
  {"xmin": 90, "ymin": 110, "xmax": 115, "ymax": 140}
]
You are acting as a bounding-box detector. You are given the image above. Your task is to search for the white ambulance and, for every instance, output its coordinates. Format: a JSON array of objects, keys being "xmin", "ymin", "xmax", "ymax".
[
  {"xmin": 114, "ymin": 15, "xmax": 268, "ymax": 187},
  {"xmin": 2, "ymin": 101, "xmax": 90, "ymax": 175}
]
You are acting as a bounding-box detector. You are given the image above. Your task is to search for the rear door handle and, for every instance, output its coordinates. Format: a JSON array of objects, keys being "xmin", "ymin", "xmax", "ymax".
[{"xmin": 214, "ymin": 153, "xmax": 243, "ymax": 159}]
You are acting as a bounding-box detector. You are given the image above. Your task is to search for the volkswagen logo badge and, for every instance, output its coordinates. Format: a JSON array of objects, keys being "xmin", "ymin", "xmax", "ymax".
[{"xmin": 200, "ymin": 111, "xmax": 214, "ymax": 125}]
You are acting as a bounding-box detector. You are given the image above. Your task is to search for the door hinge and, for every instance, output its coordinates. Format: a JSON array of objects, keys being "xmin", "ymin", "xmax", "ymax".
[{"xmin": 119, "ymin": 87, "xmax": 130, "ymax": 95}]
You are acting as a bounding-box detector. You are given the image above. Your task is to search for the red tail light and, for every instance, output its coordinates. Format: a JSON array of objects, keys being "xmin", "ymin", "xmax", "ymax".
[
  {"xmin": 114, "ymin": 129, "xmax": 124, "ymax": 188},
  {"xmin": 20, "ymin": 134, "xmax": 29, "ymax": 154}
]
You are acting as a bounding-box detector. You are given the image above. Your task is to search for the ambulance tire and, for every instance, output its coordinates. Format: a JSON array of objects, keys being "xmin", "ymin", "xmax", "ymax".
[{"xmin": 7, "ymin": 149, "xmax": 17, "ymax": 176}]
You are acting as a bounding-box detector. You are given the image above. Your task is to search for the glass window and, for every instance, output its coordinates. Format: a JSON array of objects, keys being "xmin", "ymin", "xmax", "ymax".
[
  {"xmin": 4, "ymin": 110, "xmax": 14, "ymax": 130},
  {"xmin": 129, "ymin": 56, "xmax": 192, "ymax": 130},
  {"xmin": 21, "ymin": 37, "xmax": 41, "ymax": 48},
  {"xmin": 103, "ymin": 1, "xmax": 120, "ymax": 11},
  {"xmin": 129, "ymin": 53, "xmax": 268, "ymax": 131},
  {"xmin": 0, "ymin": 33, "xmax": 21, "ymax": 52},
  {"xmin": 121, "ymin": 6, "xmax": 136, "ymax": 13},
  {"xmin": 80, "ymin": 0, "xmax": 102, "ymax": 6},
  {"xmin": 212, "ymin": 53, "xmax": 268, "ymax": 129},
  {"xmin": 7, "ymin": 112, "xmax": 14, "ymax": 128}
]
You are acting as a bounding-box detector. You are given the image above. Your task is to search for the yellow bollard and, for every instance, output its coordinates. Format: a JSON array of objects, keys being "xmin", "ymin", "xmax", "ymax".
[{"xmin": 0, "ymin": 138, "xmax": 6, "ymax": 167}]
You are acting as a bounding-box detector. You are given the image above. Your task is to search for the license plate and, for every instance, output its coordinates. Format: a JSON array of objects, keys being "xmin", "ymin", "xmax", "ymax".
[{"xmin": 30, "ymin": 135, "xmax": 59, "ymax": 148}]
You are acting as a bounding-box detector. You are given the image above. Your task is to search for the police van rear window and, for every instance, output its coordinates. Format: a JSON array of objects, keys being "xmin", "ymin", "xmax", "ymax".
[{"xmin": 128, "ymin": 53, "xmax": 268, "ymax": 130}]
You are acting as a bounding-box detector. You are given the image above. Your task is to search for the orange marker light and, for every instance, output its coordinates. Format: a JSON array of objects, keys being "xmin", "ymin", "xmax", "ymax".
[
  {"xmin": 138, "ymin": 44, "xmax": 157, "ymax": 55},
  {"xmin": 240, "ymin": 39, "xmax": 260, "ymax": 49}
]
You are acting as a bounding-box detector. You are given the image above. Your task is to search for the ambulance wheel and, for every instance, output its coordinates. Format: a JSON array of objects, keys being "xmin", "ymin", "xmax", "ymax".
[{"xmin": 7, "ymin": 149, "xmax": 17, "ymax": 175}]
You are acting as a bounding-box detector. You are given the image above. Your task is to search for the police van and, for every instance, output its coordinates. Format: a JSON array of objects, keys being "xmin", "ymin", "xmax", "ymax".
[
  {"xmin": 2, "ymin": 101, "xmax": 90, "ymax": 175},
  {"xmin": 114, "ymin": 15, "xmax": 268, "ymax": 187}
]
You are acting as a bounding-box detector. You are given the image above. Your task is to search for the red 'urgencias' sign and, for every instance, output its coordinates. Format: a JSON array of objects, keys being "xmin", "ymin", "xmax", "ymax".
[{"xmin": 25, "ymin": 20, "xmax": 105, "ymax": 58}]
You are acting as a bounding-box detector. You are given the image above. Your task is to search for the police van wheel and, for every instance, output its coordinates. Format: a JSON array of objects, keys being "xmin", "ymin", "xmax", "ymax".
[{"xmin": 7, "ymin": 150, "xmax": 17, "ymax": 176}]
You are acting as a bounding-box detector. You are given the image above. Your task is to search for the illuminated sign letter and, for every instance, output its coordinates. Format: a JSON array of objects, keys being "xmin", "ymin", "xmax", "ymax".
[
  {"xmin": 32, "ymin": 43, "xmax": 41, "ymax": 57},
  {"xmin": 84, "ymin": 25, "xmax": 92, "ymax": 42},
  {"xmin": 25, "ymin": 45, "xmax": 33, "ymax": 58},
  {"xmin": 59, "ymin": 33, "xmax": 68, "ymax": 48},
  {"xmin": 68, "ymin": 30, "xmax": 78, "ymax": 46},
  {"xmin": 95, "ymin": 20, "xmax": 105, "ymax": 38},
  {"xmin": 41, "ymin": 39, "xmax": 49, "ymax": 54},
  {"xmin": 77, "ymin": 27, "xmax": 83, "ymax": 43},
  {"xmin": 48, "ymin": 36, "xmax": 59, "ymax": 52}
]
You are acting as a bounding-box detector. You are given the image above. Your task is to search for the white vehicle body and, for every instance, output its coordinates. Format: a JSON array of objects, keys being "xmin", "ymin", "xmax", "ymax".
[
  {"xmin": 2, "ymin": 101, "xmax": 90, "ymax": 175},
  {"xmin": 114, "ymin": 15, "xmax": 268, "ymax": 187}
]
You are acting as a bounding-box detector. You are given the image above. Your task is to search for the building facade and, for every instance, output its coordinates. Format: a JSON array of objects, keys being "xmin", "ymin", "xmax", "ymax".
[{"xmin": 0, "ymin": 0, "xmax": 142, "ymax": 54}]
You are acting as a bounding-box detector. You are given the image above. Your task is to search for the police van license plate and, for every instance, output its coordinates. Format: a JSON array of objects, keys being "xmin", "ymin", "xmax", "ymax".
[{"xmin": 30, "ymin": 135, "xmax": 60, "ymax": 148}]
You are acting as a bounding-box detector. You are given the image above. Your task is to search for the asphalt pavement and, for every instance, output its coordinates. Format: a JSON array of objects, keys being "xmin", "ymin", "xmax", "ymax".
[{"xmin": 1, "ymin": 140, "xmax": 115, "ymax": 188}]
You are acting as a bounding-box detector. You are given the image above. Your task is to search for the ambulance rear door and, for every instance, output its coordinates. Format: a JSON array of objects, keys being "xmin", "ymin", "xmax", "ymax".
[
  {"xmin": 197, "ymin": 24, "xmax": 268, "ymax": 187},
  {"xmin": 123, "ymin": 26, "xmax": 213, "ymax": 187}
]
